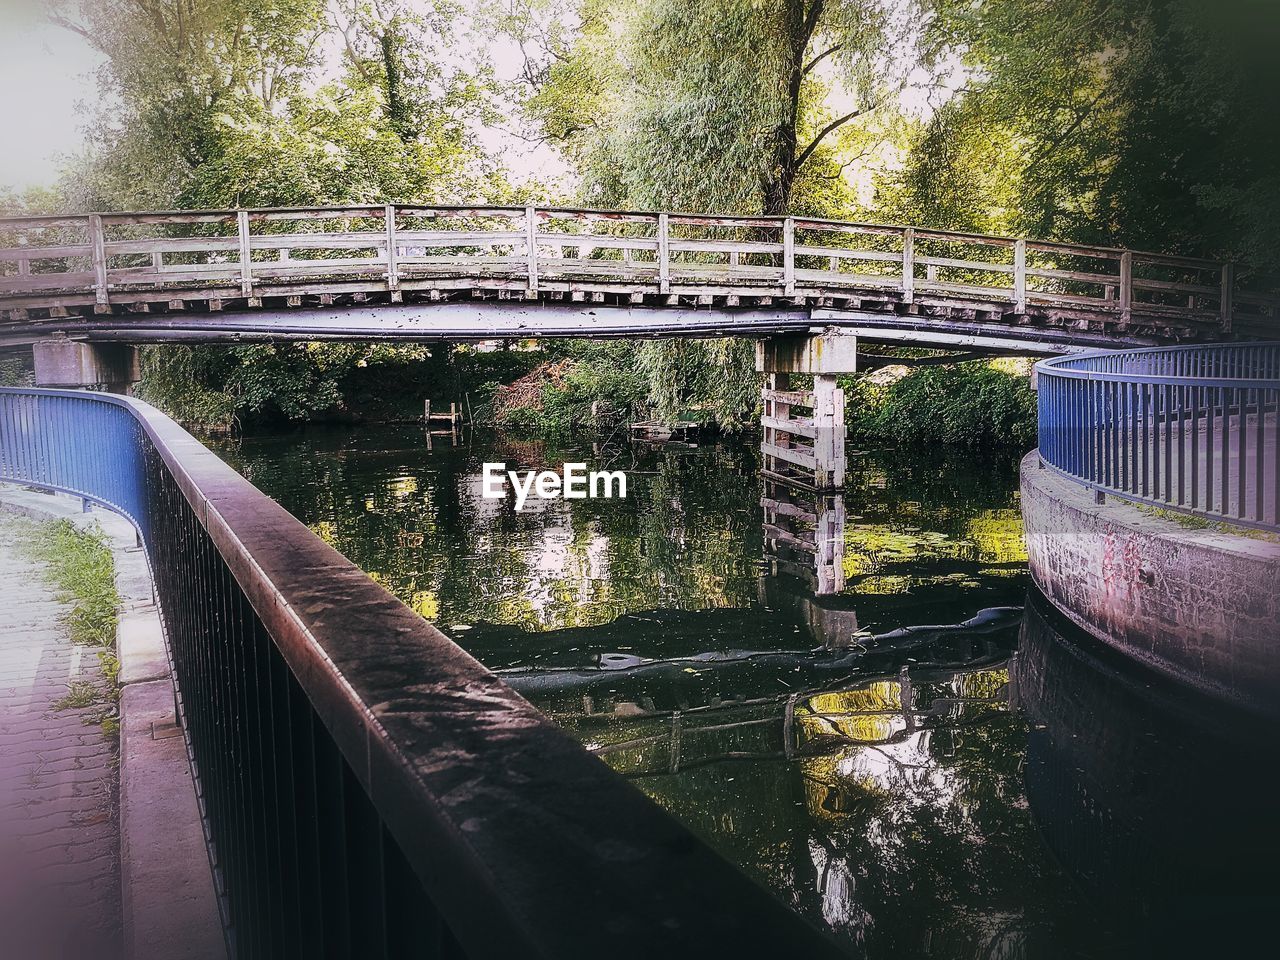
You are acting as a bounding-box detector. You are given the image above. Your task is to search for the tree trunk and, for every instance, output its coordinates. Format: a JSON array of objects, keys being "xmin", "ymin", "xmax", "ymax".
[
  {"xmin": 762, "ymin": 0, "xmax": 822, "ymax": 215},
  {"xmin": 381, "ymin": 29, "xmax": 411, "ymax": 142}
]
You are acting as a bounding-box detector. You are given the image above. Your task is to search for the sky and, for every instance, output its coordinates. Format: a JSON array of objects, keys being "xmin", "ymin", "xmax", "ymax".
[{"xmin": 0, "ymin": 4, "xmax": 104, "ymax": 193}]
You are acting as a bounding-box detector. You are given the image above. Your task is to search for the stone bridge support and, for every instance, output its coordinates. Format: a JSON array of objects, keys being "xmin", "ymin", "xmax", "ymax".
[{"xmin": 33, "ymin": 339, "xmax": 140, "ymax": 394}]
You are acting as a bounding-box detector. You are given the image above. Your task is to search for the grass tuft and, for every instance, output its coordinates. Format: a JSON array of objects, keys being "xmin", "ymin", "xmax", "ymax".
[{"xmin": 14, "ymin": 517, "xmax": 123, "ymax": 732}]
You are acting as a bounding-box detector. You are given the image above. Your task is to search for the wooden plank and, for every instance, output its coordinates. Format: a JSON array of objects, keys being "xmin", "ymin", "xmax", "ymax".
[
  {"xmin": 914, "ymin": 255, "xmax": 1014, "ymax": 274},
  {"xmin": 783, "ymin": 218, "xmax": 795, "ymax": 296},
  {"xmin": 658, "ymin": 213, "xmax": 670, "ymax": 294},
  {"xmin": 1025, "ymin": 266, "xmax": 1118, "ymax": 285},
  {"xmin": 1013, "ymin": 239, "xmax": 1027, "ymax": 312},
  {"xmin": 89, "ymin": 214, "xmax": 108, "ymax": 305},
  {"xmin": 1119, "ymin": 251, "xmax": 1133, "ymax": 321},
  {"xmin": 1220, "ymin": 263, "xmax": 1233, "ymax": 332},
  {"xmin": 668, "ymin": 239, "xmax": 784, "ymax": 256},
  {"xmin": 104, "ymin": 236, "xmax": 239, "ymax": 256},
  {"xmin": 388, "ymin": 230, "xmax": 526, "ymax": 246},
  {"xmin": 237, "ymin": 210, "xmax": 253, "ymax": 297},
  {"xmin": 792, "ymin": 269, "xmax": 898, "ymax": 288},
  {"xmin": 914, "ymin": 227, "xmax": 1017, "ymax": 247},
  {"xmin": 1131, "ymin": 277, "xmax": 1219, "ymax": 296},
  {"xmin": 763, "ymin": 523, "xmax": 818, "ymax": 553},
  {"xmin": 0, "ymin": 243, "xmax": 93, "ymax": 260},
  {"xmin": 793, "ymin": 246, "xmax": 901, "ymax": 264},
  {"xmin": 535, "ymin": 234, "xmax": 659, "ymax": 252},
  {"xmin": 760, "ymin": 497, "xmax": 818, "ymax": 522},
  {"xmin": 761, "ymin": 442, "xmax": 817, "ymax": 470},
  {"xmin": 762, "ymin": 388, "xmax": 814, "ymax": 405},
  {"xmin": 916, "ymin": 279, "xmax": 1012, "ymax": 300},
  {"xmin": 901, "ymin": 227, "xmax": 914, "ymax": 303},
  {"xmin": 760, "ymin": 414, "xmax": 817, "ymax": 438},
  {"xmin": 385, "ymin": 204, "xmax": 400, "ymax": 291},
  {"xmin": 0, "ymin": 271, "xmax": 97, "ymax": 293}
]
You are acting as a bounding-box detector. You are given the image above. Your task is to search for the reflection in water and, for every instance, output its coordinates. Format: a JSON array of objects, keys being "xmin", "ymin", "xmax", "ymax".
[
  {"xmin": 762, "ymin": 478, "xmax": 847, "ymax": 595},
  {"xmin": 1014, "ymin": 594, "xmax": 1280, "ymax": 957},
  {"xmin": 207, "ymin": 425, "xmax": 1275, "ymax": 957}
]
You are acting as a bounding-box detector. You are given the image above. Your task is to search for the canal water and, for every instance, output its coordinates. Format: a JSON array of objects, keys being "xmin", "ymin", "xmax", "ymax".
[{"xmin": 210, "ymin": 425, "xmax": 1278, "ymax": 959}]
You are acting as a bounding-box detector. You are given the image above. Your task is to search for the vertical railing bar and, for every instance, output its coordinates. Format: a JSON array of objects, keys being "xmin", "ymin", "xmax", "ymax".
[
  {"xmin": 384, "ymin": 204, "xmax": 399, "ymax": 294},
  {"xmin": 783, "ymin": 217, "xmax": 796, "ymax": 297},
  {"xmin": 1013, "ymin": 238, "xmax": 1026, "ymax": 313},
  {"xmin": 657, "ymin": 213, "xmax": 670, "ymax": 295},
  {"xmin": 90, "ymin": 213, "xmax": 109, "ymax": 307},
  {"xmin": 237, "ymin": 210, "xmax": 253, "ymax": 300},
  {"xmin": 901, "ymin": 227, "xmax": 914, "ymax": 305},
  {"xmin": 1191, "ymin": 383, "xmax": 1199, "ymax": 509},
  {"xmin": 524, "ymin": 205, "xmax": 538, "ymax": 296}
]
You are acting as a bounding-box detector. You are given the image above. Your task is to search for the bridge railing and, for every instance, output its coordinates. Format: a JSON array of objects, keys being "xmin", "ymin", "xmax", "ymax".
[
  {"xmin": 0, "ymin": 387, "xmax": 842, "ymax": 960},
  {"xmin": 0, "ymin": 205, "xmax": 1263, "ymax": 332},
  {"xmin": 1036, "ymin": 342, "xmax": 1280, "ymax": 532}
]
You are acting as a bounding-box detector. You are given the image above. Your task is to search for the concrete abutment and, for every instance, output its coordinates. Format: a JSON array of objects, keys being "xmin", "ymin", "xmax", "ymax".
[
  {"xmin": 1020, "ymin": 452, "xmax": 1280, "ymax": 714},
  {"xmin": 32, "ymin": 340, "xmax": 140, "ymax": 393}
]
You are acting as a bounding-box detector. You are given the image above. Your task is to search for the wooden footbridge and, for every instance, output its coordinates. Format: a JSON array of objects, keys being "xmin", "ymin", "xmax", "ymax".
[{"xmin": 1, "ymin": 204, "xmax": 1273, "ymax": 352}]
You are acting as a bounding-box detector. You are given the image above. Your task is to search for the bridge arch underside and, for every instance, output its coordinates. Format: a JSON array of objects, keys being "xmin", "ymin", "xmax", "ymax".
[{"xmin": 1, "ymin": 299, "xmax": 1172, "ymax": 355}]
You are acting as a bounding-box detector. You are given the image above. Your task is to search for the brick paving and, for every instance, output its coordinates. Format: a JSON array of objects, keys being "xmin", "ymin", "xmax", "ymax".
[{"xmin": 0, "ymin": 514, "xmax": 122, "ymax": 959}]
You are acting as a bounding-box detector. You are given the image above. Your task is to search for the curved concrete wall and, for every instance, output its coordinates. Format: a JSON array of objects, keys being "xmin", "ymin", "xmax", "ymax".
[{"xmin": 1020, "ymin": 452, "xmax": 1280, "ymax": 713}]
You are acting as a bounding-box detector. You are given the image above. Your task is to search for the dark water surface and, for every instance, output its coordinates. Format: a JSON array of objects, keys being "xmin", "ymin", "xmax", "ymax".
[{"xmin": 209, "ymin": 425, "xmax": 1279, "ymax": 959}]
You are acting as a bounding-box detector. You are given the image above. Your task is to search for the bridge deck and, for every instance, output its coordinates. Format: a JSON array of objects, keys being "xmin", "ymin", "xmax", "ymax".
[{"xmin": 1, "ymin": 205, "xmax": 1273, "ymax": 347}]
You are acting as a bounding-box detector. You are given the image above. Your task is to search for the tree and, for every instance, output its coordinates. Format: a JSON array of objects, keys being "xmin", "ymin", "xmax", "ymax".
[
  {"xmin": 886, "ymin": 0, "xmax": 1280, "ymax": 285},
  {"xmin": 499, "ymin": 0, "xmax": 921, "ymax": 215},
  {"xmin": 39, "ymin": 0, "xmax": 521, "ymax": 427}
]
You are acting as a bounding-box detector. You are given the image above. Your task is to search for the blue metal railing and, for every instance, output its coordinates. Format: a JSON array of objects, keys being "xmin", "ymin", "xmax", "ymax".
[
  {"xmin": 1036, "ymin": 342, "xmax": 1280, "ymax": 532},
  {"xmin": 0, "ymin": 388, "xmax": 843, "ymax": 960}
]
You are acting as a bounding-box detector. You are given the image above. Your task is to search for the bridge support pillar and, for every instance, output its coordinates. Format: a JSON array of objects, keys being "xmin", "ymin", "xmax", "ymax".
[
  {"xmin": 756, "ymin": 332, "xmax": 854, "ymax": 491},
  {"xmin": 33, "ymin": 340, "xmax": 140, "ymax": 394},
  {"xmin": 756, "ymin": 333, "xmax": 853, "ymax": 595}
]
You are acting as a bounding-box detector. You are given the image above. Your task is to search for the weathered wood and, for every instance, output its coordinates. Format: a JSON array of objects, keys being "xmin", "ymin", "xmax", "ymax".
[
  {"xmin": 783, "ymin": 218, "xmax": 795, "ymax": 296},
  {"xmin": 761, "ymin": 414, "xmax": 816, "ymax": 438},
  {"xmin": 89, "ymin": 214, "xmax": 108, "ymax": 306},
  {"xmin": 762, "ymin": 523, "xmax": 818, "ymax": 553},
  {"xmin": 901, "ymin": 227, "xmax": 914, "ymax": 304},
  {"xmin": 237, "ymin": 210, "xmax": 253, "ymax": 298},
  {"xmin": 658, "ymin": 213, "xmax": 670, "ymax": 294},
  {"xmin": 1119, "ymin": 251, "xmax": 1133, "ymax": 322},
  {"xmin": 914, "ymin": 255, "xmax": 1014, "ymax": 274},
  {"xmin": 1220, "ymin": 263, "xmax": 1234, "ymax": 333},
  {"xmin": 761, "ymin": 388, "xmax": 814, "ymax": 405},
  {"xmin": 761, "ymin": 442, "xmax": 817, "ymax": 471},
  {"xmin": 525, "ymin": 206, "xmax": 538, "ymax": 294},
  {"xmin": 0, "ymin": 202, "xmax": 1263, "ymax": 334},
  {"xmin": 759, "ymin": 497, "xmax": 818, "ymax": 522},
  {"xmin": 385, "ymin": 204, "xmax": 400, "ymax": 291}
]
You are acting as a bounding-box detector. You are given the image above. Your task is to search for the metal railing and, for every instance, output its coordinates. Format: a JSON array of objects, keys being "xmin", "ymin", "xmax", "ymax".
[
  {"xmin": 1, "ymin": 204, "xmax": 1272, "ymax": 332},
  {"xmin": 0, "ymin": 388, "xmax": 843, "ymax": 960},
  {"xmin": 1036, "ymin": 342, "xmax": 1280, "ymax": 532}
]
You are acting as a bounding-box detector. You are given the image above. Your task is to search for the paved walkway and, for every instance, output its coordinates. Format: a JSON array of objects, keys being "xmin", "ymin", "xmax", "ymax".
[{"xmin": 0, "ymin": 513, "xmax": 122, "ymax": 959}]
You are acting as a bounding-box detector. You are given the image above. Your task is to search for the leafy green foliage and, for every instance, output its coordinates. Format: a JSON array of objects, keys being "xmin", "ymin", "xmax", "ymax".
[
  {"xmin": 885, "ymin": 0, "xmax": 1280, "ymax": 284},
  {"xmin": 0, "ymin": 355, "xmax": 33, "ymax": 387},
  {"xmin": 845, "ymin": 363, "xmax": 1037, "ymax": 450},
  {"xmin": 487, "ymin": 341, "xmax": 648, "ymax": 433}
]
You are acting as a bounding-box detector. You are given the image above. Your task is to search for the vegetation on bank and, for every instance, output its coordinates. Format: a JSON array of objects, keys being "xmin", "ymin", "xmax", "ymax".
[
  {"xmin": 15, "ymin": 516, "xmax": 122, "ymax": 734},
  {"xmin": 845, "ymin": 361, "xmax": 1038, "ymax": 450}
]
